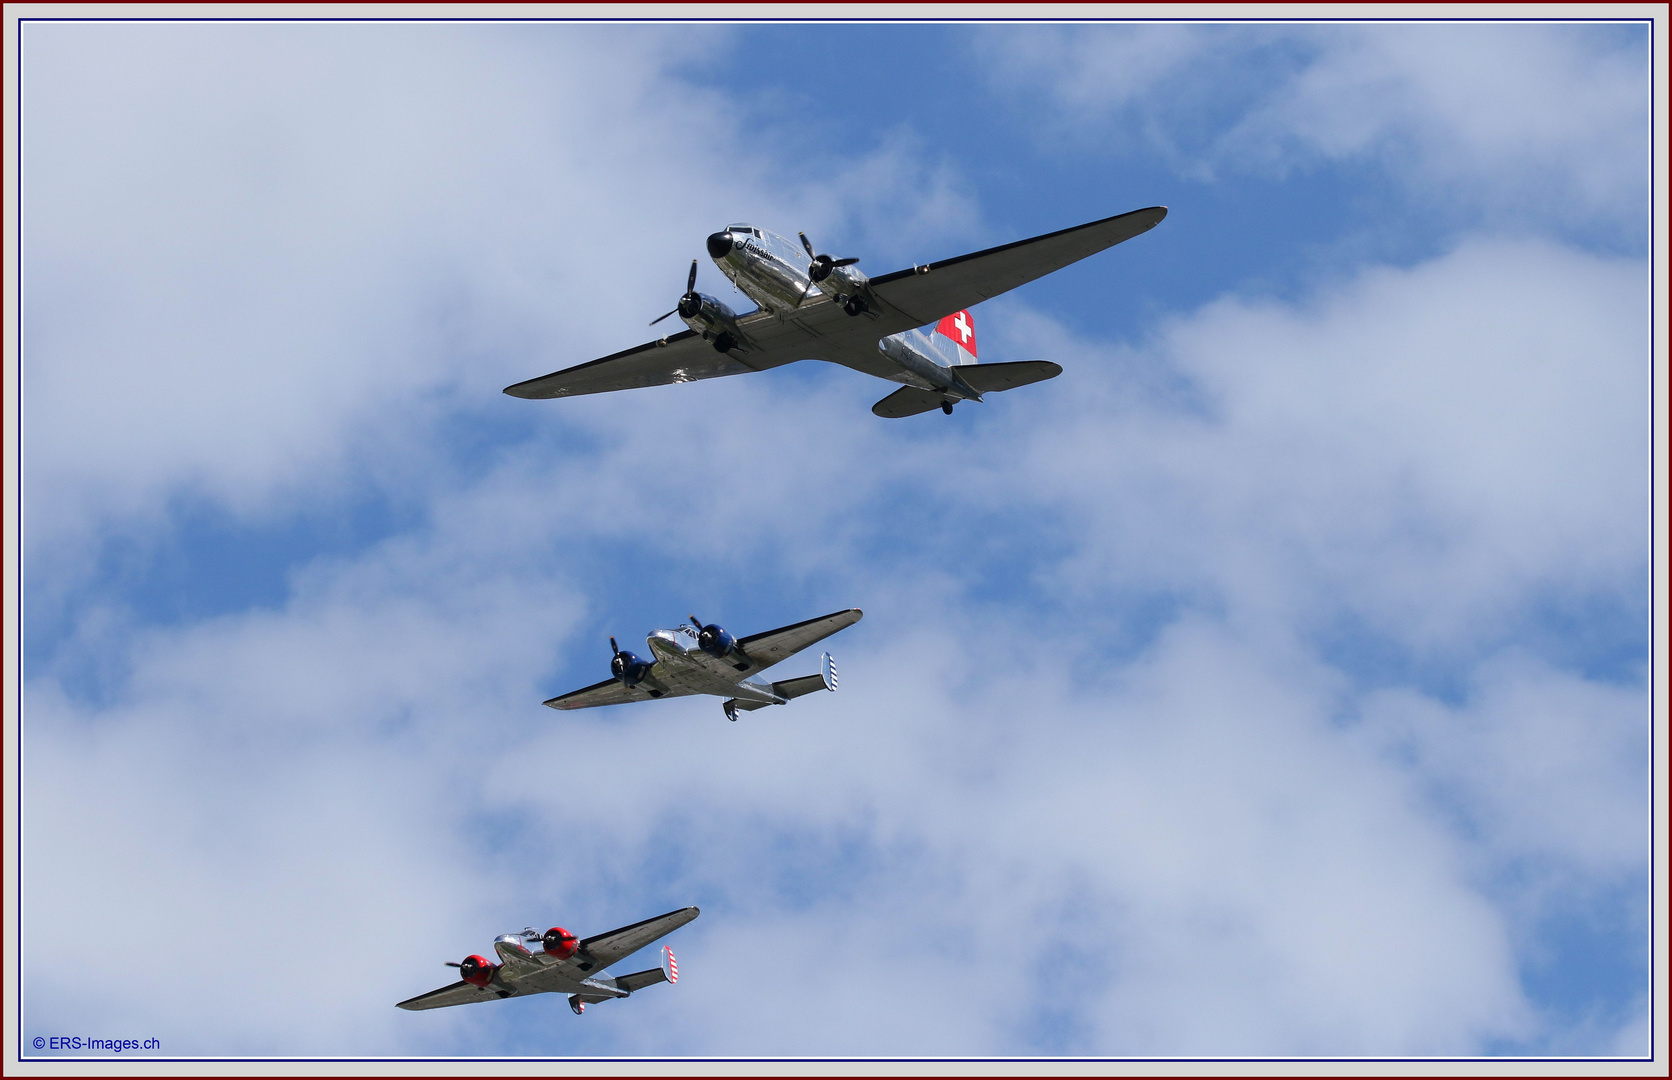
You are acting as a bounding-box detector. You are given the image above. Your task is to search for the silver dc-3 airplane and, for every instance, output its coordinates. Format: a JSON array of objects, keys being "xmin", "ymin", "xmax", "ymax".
[
  {"xmin": 549, "ymin": 608, "xmax": 861, "ymax": 721},
  {"xmin": 505, "ymin": 205, "xmax": 1167, "ymax": 417},
  {"xmin": 397, "ymin": 906, "xmax": 697, "ymax": 1015}
]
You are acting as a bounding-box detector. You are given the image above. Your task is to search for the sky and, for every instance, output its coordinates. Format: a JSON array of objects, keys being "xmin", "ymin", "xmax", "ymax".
[{"xmin": 11, "ymin": 16, "xmax": 1658, "ymax": 1062}]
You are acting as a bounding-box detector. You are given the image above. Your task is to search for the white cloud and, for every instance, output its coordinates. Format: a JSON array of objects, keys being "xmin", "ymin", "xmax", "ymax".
[
  {"xmin": 1004, "ymin": 236, "xmax": 1646, "ymax": 657},
  {"xmin": 978, "ymin": 24, "xmax": 1647, "ymax": 228}
]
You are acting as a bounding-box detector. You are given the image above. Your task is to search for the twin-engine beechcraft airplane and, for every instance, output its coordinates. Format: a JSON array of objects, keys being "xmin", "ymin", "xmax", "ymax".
[
  {"xmin": 548, "ymin": 608, "xmax": 861, "ymax": 722},
  {"xmin": 505, "ymin": 205, "xmax": 1167, "ymax": 417},
  {"xmin": 397, "ymin": 906, "xmax": 698, "ymax": 1015}
]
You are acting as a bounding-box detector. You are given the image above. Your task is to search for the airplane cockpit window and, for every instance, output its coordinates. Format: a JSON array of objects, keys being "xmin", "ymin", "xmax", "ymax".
[{"xmin": 758, "ymin": 229, "xmax": 804, "ymax": 264}]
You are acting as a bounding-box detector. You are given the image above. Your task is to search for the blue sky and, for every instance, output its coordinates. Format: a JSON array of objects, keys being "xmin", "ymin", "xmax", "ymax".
[{"xmin": 14, "ymin": 17, "xmax": 1656, "ymax": 1060}]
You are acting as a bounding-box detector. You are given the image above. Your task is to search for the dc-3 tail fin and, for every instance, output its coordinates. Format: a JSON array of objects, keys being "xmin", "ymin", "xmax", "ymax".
[
  {"xmin": 934, "ymin": 309, "xmax": 979, "ymax": 365},
  {"xmin": 722, "ymin": 653, "xmax": 838, "ymax": 720}
]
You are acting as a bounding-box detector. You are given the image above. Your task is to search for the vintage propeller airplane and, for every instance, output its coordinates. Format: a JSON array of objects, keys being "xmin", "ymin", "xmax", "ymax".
[
  {"xmin": 505, "ymin": 205, "xmax": 1167, "ymax": 417},
  {"xmin": 397, "ymin": 906, "xmax": 698, "ymax": 1016},
  {"xmin": 548, "ymin": 608, "xmax": 861, "ymax": 722}
]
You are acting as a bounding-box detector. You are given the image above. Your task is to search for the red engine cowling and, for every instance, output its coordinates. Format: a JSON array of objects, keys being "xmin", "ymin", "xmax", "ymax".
[
  {"xmin": 458, "ymin": 954, "xmax": 495, "ymax": 988},
  {"xmin": 543, "ymin": 927, "xmax": 578, "ymax": 960}
]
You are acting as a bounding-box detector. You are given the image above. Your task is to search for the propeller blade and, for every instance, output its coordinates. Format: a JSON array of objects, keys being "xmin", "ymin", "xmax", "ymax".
[
  {"xmin": 689, "ymin": 615, "xmax": 703, "ymax": 631},
  {"xmin": 445, "ymin": 961, "xmax": 462, "ymax": 968},
  {"xmin": 832, "ymin": 257, "xmax": 860, "ymax": 267},
  {"xmin": 799, "ymin": 231, "xmax": 816, "ymax": 259},
  {"xmin": 649, "ymin": 308, "xmax": 678, "ymax": 326},
  {"xmin": 610, "ymin": 636, "xmax": 620, "ymax": 656},
  {"xmin": 686, "ymin": 258, "xmax": 698, "ymax": 292}
]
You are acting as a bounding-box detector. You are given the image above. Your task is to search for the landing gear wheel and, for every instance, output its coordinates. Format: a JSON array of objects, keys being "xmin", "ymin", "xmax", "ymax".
[
  {"xmin": 712, "ymin": 332, "xmax": 737, "ymax": 353},
  {"xmin": 941, "ymin": 400, "xmax": 955, "ymax": 415},
  {"xmin": 843, "ymin": 297, "xmax": 867, "ymax": 317}
]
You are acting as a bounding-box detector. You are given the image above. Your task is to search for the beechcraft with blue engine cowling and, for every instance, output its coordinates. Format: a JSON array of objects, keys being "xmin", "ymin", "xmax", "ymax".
[
  {"xmin": 549, "ymin": 608, "xmax": 861, "ymax": 722},
  {"xmin": 505, "ymin": 206, "xmax": 1166, "ymax": 417}
]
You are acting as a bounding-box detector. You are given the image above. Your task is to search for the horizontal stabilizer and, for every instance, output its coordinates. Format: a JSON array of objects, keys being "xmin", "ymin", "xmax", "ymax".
[
  {"xmin": 613, "ymin": 966, "xmax": 669, "ymax": 994},
  {"xmin": 953, "ymin": 360, "xmax": 1062, "ymax": 394},
  {"xmin": 872, "ymin": 385, "xmax": 947, "ymax": 418},
  {"xmin": 772, "ymin": 674, "xmax": 829, "ymax": 700}
]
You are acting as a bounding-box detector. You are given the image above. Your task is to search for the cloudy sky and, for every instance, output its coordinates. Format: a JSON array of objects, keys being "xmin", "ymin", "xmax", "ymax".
[{"xmin": 15, "ymin": 17, "xmax": 1655, "ymax": 1061}]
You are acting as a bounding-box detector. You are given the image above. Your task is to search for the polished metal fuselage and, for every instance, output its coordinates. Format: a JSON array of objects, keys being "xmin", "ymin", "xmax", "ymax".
[
  {"xmin": 635, "ymin": 625, "xmax": 783, "ymax": 705},
  {"xmin": 706, "ymin": 223, "xmax": 983, "ymax": 400},
  {"xmin": 490, "ymin": 934, "xmax": 628, "ymax": 998}
]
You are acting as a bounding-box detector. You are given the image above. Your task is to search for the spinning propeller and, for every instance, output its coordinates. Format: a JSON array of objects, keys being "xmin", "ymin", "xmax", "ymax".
[{"xmin": 649, "ymin": 260, "xmax": 703, "ymax": 326}]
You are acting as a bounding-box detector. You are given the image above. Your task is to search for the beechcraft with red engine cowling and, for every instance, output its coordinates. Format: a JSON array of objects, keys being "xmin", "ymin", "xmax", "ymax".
[
  {"xmin": 397, "ymin": 906, "xmax": 697, "ymax": 1015},
  {"xmin": 549, "ymin": 608, "xmax": 861, "ymax": 722},
  {"xmin": 504, "ymin": 205, "xmax": 1166, "ymax": 417}
]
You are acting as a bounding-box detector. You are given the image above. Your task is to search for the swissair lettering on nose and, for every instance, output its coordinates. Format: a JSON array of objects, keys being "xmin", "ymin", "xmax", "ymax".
[{"xmin": 503, "ymin": 205, "xmax": 1167, "ymax": 418}]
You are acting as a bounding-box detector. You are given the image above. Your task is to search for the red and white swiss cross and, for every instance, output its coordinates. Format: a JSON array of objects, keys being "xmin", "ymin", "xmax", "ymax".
[{"xmin": 934, "ymin": 309, "xmax": 978, "ymax": 359}]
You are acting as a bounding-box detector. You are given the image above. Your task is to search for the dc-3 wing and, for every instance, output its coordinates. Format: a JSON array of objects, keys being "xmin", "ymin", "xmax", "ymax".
[
  {"xmin": 503, "ymin": 207, "xmax": 1166, "ymax": 399},
  {"xmin": 862, "ymin": 206, "xmax": 1167, "ymax": 332},
  {"xmin": 504, "ymin": 330, "xmax": 772, "ymax": 399},
  {"xmin": 543, "ymin": 676, "xmax": 700, "ymax": 711},
  {"xmin": 732, "ymin": 608, "xmax": 862, "ymax": 677}
]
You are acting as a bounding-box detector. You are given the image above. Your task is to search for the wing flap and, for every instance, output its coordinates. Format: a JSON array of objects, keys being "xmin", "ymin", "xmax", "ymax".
[
  {"xmin": 578, "ymin": 906, "xmax": 700, "ymax": 971},
  {"xmin": 736, "ymin": 609, "xmax": 862, "ymax": 674},
  {"xmin": 544, "ymin": 676, "xmax": 652, "ymax": 711},
  {"xmin": 396, "ymin": 979, "xmax": 522, "ymax": 1011},
  {"xmin": 505, "ymin": 332, "xmax": 762, "ymax": 398},
  {"xmin": 868, "ymin": 206, "xmax": 1167, "ymax": 328}
]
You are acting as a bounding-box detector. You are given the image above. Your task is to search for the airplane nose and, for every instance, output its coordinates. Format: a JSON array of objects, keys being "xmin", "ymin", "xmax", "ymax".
[{"xmin": 706, "ymin": 231, "xmax": 734, "ymax": 259}]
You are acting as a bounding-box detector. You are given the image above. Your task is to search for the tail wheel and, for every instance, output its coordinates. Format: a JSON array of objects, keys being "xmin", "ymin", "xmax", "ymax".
[
  {"xmin": 941, "ymin": 400, "xmax": 954, "ymax": 415},
  {"xmin": 569, "ymin": 996, "xmax": 586, "ymax": 1015}
]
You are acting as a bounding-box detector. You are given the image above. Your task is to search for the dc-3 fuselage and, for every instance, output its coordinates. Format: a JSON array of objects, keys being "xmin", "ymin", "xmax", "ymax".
[
  {"xmin": 550, "ymin": 609, "xmax": 862, "ymax": 722},
  {"xmin": 397, "ymin": 907, "xmax": 698, "ymax": 1016},
  {"xmin": 505, "ymin": 206, "xmax": 1167, "ymax": 418}
]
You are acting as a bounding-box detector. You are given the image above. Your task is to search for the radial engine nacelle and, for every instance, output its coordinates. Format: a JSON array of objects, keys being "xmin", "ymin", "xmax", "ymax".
[
  {"xmin": 690, "ymin": 616, "xmax": 749, "ymax": 670},
  {"xmin": 678, "ymin": 293, "xmax": 747, "ymax": 354},
  {"xmin": 457, "ymin": 954, "xmax": 496, "ymax": 988},
  {"xmin": 650, "ymin": 258, "xmax": 748, "ymax": 354},
  {"xmin": 610, "ymin": 637, "xmax": 655, "ymax": 686},
  {"xmin": 543, "ymin": 927, "xmax": 579, "ymax": 960}
]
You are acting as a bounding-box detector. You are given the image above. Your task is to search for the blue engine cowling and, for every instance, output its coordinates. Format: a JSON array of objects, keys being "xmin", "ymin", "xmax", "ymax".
[
  {"xmin": 696, "ymin": 623, "xmax": 736, "ymax": 659},
  {"xmin": 611, "ymin": 650, "xmax": 654, "ymax": 686}
]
